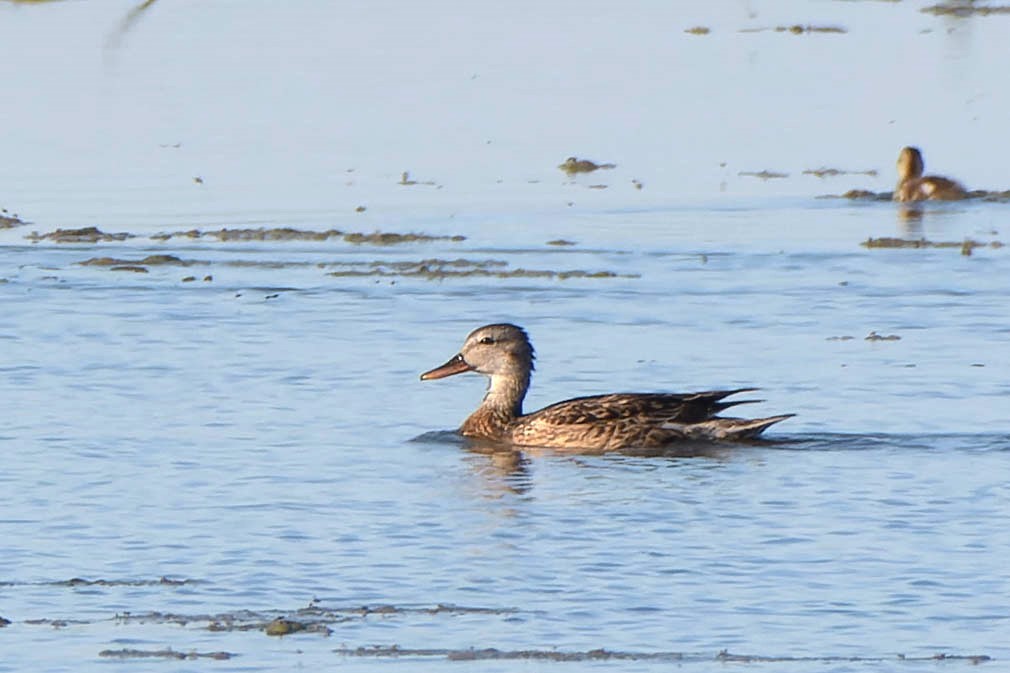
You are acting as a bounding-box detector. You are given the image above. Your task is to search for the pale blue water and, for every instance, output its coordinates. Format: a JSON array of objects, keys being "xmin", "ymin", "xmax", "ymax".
[{"xmin": 2, "ymin": 2, "xmax": 1009, "ymax": 671}]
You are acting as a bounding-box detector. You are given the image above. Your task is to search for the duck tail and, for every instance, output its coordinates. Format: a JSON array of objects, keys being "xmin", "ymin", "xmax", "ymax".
[{"xmin": 717, "ymin": 414, "xmax": 795, "ymax": 440}]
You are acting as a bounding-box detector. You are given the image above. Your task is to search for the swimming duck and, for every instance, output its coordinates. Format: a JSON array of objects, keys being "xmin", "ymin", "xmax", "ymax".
[
  {"xmin": 420, "ymin": 323, "xmax": 792, "ymax": 450},
  {"xmin": 894, "ymin": 146, "xmax": 966, "ymax": 202}
]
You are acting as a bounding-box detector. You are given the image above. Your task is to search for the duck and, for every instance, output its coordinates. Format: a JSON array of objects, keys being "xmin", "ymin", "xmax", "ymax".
[
  {"xmin": 894, "ymin": 146, "xmax": 966, "ymax": 202},
  {"xmin": 420, "ymin": 323, "xmax": 793, "ymax": 450}
]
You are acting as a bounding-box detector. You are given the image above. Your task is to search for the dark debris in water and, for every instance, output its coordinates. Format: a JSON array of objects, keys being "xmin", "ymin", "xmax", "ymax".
[
  {"xmin": 99, "ymin": 648, "xmax": 234, "ymax": 660},
  {"xmin": 684, "ymin": 26, "xmax": 710, "ymax": 35},
  {"xmin": 0, "ymin": 616, "xmax": 10, "ymax": 627},
  {"xmin": 861, "ymin": 237, "xmax": 1004, "ymax": 251}
]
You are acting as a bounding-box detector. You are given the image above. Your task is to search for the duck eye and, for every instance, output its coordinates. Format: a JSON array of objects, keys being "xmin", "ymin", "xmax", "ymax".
[{"xmin": 479, "ymin": 336, "xmax": 495, "ymax": 345}]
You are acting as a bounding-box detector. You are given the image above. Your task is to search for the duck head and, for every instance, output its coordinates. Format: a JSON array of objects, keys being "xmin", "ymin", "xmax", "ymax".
[
  {"xmin": 420, "ymin": 323, "xmax": 535, "ymax": 381},
  {"xmin": 896, "ymin": 146, "xmax": 925, "ymax": 181}
]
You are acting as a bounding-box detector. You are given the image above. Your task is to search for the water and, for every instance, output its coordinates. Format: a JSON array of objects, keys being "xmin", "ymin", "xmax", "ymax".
[{"xmin": 2, "ymin": 1, "xmax": 1009, "ymax": 670}]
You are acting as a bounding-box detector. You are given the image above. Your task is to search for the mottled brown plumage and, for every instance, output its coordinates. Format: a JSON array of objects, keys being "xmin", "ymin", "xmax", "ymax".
[
  {"xmin": 420, "ymin": 324, "xmax": 792, "ymax": 450},
  {"xmin": 894, "ymin": 146, "xmax": 966, "ymax": 202}
]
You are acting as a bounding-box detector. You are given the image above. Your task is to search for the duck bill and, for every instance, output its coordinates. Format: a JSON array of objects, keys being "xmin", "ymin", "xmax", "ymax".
[{"xmin": 420, "ymin": 353, "xmax": 474, "ymax": 380}]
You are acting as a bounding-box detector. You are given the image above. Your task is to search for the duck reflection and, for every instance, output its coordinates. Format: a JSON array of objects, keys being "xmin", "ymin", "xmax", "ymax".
[
  {"xmin": 461, "ymin": 436, "xmax": 755, "ymax": 479},
  {"xmin": 896, "ymin": 203, "xmax": 925, "ymax": 233},
  {"xmin": 461, "ymin": 440, "xmax": 533, "ymax": 495}
]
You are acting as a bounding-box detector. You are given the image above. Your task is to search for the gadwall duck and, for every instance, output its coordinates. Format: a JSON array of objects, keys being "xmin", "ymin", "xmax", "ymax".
[
  {"xmin": 420, "ymin": 323, "xmax": 792, "ymax": 450},
  {"xmin": 894, "ymin": 146, "xmax": 966, "ymax": 202}
]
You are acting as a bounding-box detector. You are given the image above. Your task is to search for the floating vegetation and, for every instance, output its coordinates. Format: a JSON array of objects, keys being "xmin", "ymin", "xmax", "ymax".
[
  {"xmin": 147, "ymin": 227, "xmax": 465, "ymax": 245},
  {"xmin": 865, "ymin": 331, "xmax": 901, "ymax": 341},
  {"xmin": 861, "ymin": 237, "xmax": 1004, "ymax": 251},
  {"xmin": 685, "ymin": 26, "xmax": 711, "ymax": 34},
  {"xmin": 398, "ymin": 171, "xmax": 438, "ymax": 186},
  {"xmin": 338, "ymin": 646, "xmax": 686, "ymax": 662},
  {"xmin": 741, "ymin": 25, "xmax": 847, "ymax": 34},
  {"xmin": 99, "ymin": 648, "xmax": 234, "ymax": 661},
  {"xmin": 27, "ymin": 227, "xmax": 134, "ymax": 243},
  {"xmin": 0, "ymin": 210, "xmax": 27, "ymax": 228},
  {"xmin": 106, "ymin": 603, "xmax": 517, "ymax": 633},
  {"xmin": 776, "ymin": 24, "xmax": 847, "ymax": 33},
  {"xmin": 826, "ymin": 188, "xmax": 1010, "ymax": 201},
  {"xmin": 803, "ymin": 167, "xmax": 878, "ymax": 179},
  {"xmin": 54, "ymin": 577, "xmax": 198, "ymax": 587},
  {"xmin": 24, "ymin": 618, "xmax": 88, "ymax": 627},
  {"xmin": 922, "ymin": 3, "xmax": 1010, "ymax": 16},
  {"xmin": 738, "ymin": 170, "xmax": 789, "ymax": 180},
  {"xmin": 264, "ymin": 618, "xmax": 311, "ymax": 636},
  {"xmin": 826, "ymin": 335, "xmax": 855, "ymax": 341},
  {"xmin": 105, "ymin": 0, "xmax": 160, "ymax": 53},
  {"xmin": 342, "ymin": 231, "xmax": 464, "ymax": 245},
  {"xmin": 546, "ymin": 239, "xmax": 576, "ymax": 246},
  {"xmin": 717, "ymin": 651, "xmax": 990, "ymax": 665},
  {"xmin": 325, "ymin": 258, "xmax": 636, "ymax": 281},
  {"xmin": 335, "ymin": 646, "xmax": 990, "ymax": 664},
  {"xmin": 77, "ymin": 256, "xmax": 606, "ymax": 279},
  {"xmin": 559, "ymin": 157, "xmax": 617, "ymax": 175},
  {"xmin": 974, "ymin": 189, "xmax": 1010, "ymax": 201},
  {"xmin": 81, "ymin": 255, "xmax": 189, "ymax": 267},
  {"xmin": 110, "ymin": 265, "xmax": 148, "ymax": 273},
  {"xmin": 587, "ymin": 184, "xmax": 608, "ymax": 190},
  {"xmin": 150, "ymin": 227, "xmax": 342, "ymax": 242}
]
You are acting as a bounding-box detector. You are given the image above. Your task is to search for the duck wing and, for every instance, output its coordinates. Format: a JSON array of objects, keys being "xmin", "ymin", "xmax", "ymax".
[{"xmin": 509, "ymin": 389, "xmax": 785, "ymax": 449}]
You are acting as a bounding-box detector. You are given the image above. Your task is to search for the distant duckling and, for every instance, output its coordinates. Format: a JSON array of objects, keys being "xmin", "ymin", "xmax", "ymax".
[{"xmin": 894, "ymin": 146, "xmax": 966, "ymax": 202}]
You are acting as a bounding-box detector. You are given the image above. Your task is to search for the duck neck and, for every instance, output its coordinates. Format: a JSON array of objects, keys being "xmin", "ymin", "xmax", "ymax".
[{"xmin": 482, "ymin": 370, "xmax": 529, "ymax": 418}]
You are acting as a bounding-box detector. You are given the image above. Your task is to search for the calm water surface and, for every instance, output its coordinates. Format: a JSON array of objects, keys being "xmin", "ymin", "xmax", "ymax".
[{"xmin": 2, "ymin": 1, "xmax": 1009, "ymax": 671}]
